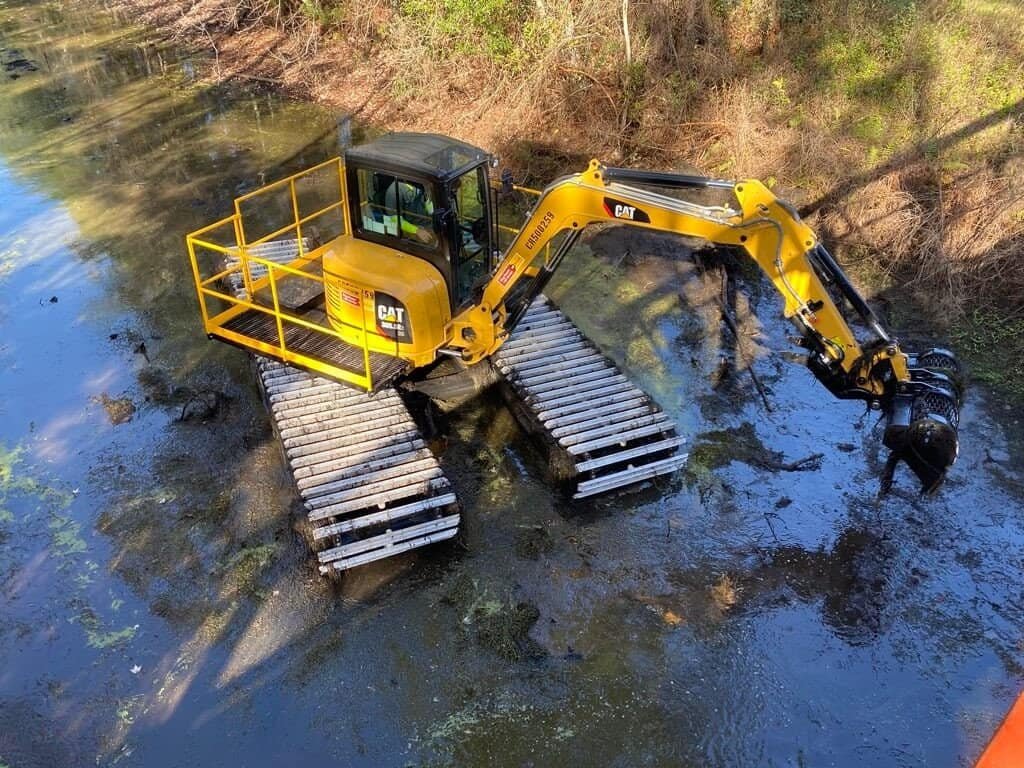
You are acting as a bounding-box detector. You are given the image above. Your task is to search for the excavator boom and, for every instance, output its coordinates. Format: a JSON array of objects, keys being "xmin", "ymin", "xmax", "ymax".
[{"xmin": 450, "ymin": 160, "xmax": 961, "ymax": 491}]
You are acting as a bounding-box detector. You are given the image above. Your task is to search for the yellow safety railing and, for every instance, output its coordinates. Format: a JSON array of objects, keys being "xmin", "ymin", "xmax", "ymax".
[{"xmin": 185, "ymin": 158, "xmax": 380, "ymax": 392}]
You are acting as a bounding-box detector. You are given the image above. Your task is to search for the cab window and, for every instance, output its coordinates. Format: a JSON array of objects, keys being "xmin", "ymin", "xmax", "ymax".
[{"xmin": 356, "ymin": 169, "xmax": 438, "ymax": 249}]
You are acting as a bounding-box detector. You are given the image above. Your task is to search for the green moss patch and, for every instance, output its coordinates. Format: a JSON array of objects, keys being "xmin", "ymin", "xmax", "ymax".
[
  {"xmin": 952, "ymin": 308, "xmax": 1024, "ymax": 401},
  {"xmin": 689, "ymin": 422, "xmax": 781, "ymax": 472}
]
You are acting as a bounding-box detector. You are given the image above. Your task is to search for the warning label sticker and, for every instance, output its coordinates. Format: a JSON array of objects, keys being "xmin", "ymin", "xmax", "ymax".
[{"xmin": 497, "ymin": 264, "xmax": 516, "ymax": 285}]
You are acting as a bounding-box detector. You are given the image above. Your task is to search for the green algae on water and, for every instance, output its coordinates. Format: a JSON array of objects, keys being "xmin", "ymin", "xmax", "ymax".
[
  {"xmin": 222, "ymin": 543, "xmax": 277, "ymax": 594},
  {"xmin": 1, "ymin": 442, "xmax": 74, "ymax": 523},
  {"xmin": 116, "ymin": 695, "xmax": 144, "ymax": 725},
  {"xmin": 87, "ymin": 624, "xmax": 139, "ymax": 650},
  {"xmin": 77, "ymin": 605, "xmax": 139, "ymax": 649},
  {"xmin": 49, "ymin": 515, "xmax": 88, "ymax": 556},
  {"xmin": 440, "ymin": 573, "xmax": 545, "ymax": 661},
  {"xmin": 0, "ymin": 446, "xmax": 141, "ymax": 652}
]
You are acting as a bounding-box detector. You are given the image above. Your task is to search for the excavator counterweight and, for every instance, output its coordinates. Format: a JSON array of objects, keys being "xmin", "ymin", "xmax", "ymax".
[{"xmin": 186, "ymin": 132, "xmax": 962, "ymax": 574}]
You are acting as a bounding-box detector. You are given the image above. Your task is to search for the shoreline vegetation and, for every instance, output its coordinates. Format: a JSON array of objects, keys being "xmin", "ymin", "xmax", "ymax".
[{"xmin": 105, "ymin": 0, "xmax": 1023, "ymax": 394}]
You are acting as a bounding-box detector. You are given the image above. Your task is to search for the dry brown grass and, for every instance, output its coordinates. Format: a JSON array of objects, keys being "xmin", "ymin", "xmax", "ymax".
[{"xmin": 822, "ymin": 165, "xmax": 1024, "ymax": 309}]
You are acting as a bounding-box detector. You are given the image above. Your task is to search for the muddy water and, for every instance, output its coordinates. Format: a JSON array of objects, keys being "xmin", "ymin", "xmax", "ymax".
[{"xmin": 1, "ymin": 2, "xmax": 1023, "ymax": 766}]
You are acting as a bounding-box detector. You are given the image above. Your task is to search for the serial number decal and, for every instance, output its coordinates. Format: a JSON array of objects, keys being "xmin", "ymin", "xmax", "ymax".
[{"xmin": 524, "ymin": 211, "xmax": 556, "ymax": 250}]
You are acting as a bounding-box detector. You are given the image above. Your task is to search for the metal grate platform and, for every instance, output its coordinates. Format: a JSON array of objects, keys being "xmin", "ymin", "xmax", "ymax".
[
  {"xmin": 492, "ymin": 296, "xmax": 687, "ymax": 498},
  {"xmin": 222, "ymin": 308, "xmax": 408, "ymax": 391}
]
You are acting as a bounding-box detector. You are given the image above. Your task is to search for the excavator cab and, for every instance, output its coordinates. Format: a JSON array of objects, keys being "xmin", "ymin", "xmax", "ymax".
[
  {"xmin": 339, "ymin": 133, "xmax": 497, "ymax": 313},
  {"xmin": 289, "ymin": 132, "xmax": 505, "ymax": 380}
]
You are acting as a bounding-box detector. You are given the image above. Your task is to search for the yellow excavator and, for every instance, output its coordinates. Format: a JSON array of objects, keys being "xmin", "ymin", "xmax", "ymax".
[{"xmin": 187, "ymin": 132, "xmax": 962, "ymax": 572}]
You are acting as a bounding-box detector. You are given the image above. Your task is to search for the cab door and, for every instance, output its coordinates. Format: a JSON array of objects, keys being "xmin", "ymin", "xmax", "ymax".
[{"xmin": 449, "ymin": 165, "xmax": 492, "ymax": 308}]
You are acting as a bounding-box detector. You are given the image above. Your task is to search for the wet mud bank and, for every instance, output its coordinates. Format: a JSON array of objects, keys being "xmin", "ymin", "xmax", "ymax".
[{"xmin": 0, "ymin": 2, "xmax": 1023, "ymax": 767}]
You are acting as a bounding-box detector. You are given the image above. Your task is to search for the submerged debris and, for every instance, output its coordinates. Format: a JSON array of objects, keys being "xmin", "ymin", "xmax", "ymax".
[
  {"xmin": 137, "ymin": 365, "xmax": 174, "ymax": 404},
  {"xmin": 441, "ymin": 573, "xmax": 545, "ymax": 661},
  {"xmin": 628, "ymin": 592, "xmax": 688, "ymax": 628},
  {"xmin": 709, "ymin": 573, "xmax": 740, "ymax": 613},
  {"xmin": 440, "ymin": 572, "xmax": 477, "ymax": 607},
  {"xmin": 690, "ymin": 422, "xmax": 777, "ymax": 470},
  {"xmin": 475, "ymin": 601, "xmax": 544, "ymax": 662},
  {"xmin": 662, "ymin": 609, "xmax": 684, "ymax": 626},
  {"xmin": 95, "ymin": 394, "xmax": 135, "ymax": 425},
  {"xmin": 3, "ymin": 48, "xmax": 39, "ymax": 75},
  {"xmin": 138, "ymin": 366, "xmax": 235, "ymax": 423},
  {"xmin": 760, "ymin": 529, "xmax": 898, "ymax": 641},
  {"xmin": 514, "ymin": 525, "xmax": 554, "ymax": 560},
  {"xmin": 178, "ymin": 390, "xmax": 228, "ymax": 422}
]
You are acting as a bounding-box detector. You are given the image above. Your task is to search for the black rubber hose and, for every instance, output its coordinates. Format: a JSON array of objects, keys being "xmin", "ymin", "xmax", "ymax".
[{"xmin": 811, "ymin": 245, "xmax": 891, "ymax": 342}]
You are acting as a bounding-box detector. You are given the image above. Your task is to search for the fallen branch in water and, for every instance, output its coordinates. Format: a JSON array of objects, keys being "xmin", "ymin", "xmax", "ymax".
[{"xmin": 756, "ymin": 452, "xmax": 824, "ymax": 472}]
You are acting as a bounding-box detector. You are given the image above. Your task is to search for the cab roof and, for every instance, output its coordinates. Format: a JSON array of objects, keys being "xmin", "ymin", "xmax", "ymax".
[{"xmin": 344, "ymin": 132, "xmax": 490, "ymax": 183}]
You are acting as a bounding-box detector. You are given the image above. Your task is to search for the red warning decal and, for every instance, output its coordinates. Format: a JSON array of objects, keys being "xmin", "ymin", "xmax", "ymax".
[
  {"xmin": 341, "ymin": 291, "xmax": 360, "ymax": 307},
  {"xmin": 498, "ymin": 264, "xmax": 516, "ymax": 285}
]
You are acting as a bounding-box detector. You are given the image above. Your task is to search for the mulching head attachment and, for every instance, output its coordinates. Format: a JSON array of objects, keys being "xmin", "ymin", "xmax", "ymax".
[{"xmin": 882, "ymin": 349, "xmax": 963, "ymax": 494}]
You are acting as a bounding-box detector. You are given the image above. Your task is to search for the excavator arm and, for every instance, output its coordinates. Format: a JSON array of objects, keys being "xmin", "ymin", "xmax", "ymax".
[{"xmin": 450, "ymin": 160, "xmax": 962, "ymax": 492}]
